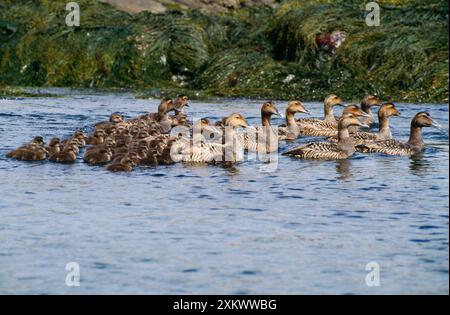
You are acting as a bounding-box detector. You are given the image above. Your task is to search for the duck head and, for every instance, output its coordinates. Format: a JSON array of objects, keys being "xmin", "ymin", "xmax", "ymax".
[
  {"xmin": 158, "ymin": 98, "xmax": 175, "ymax": 115},
  {"xmin": 324, "ymin": 94, "xmax": 344, "ymax": 109},
  {"xmin": 261, "ymin": 101, "xmax": 282, "ymax": 118},
  {"xmin": 342, "ymin": 104, "xmax": 371, "ymax": 118},
  {"xmin": 110, "ymin": 113, "xmax": 124, "ymax": 124},
  {"xmin": 339, "ymin": 113, "xmax": 370, "ymax": 129},
  {"xmin": 411, "ymin": 112, "xmax": 440, "ymax": 129},
  {"xmin": 378, "ymin": 102, "xmax": 400, "ymax": 118},
  {"xmin": 174, "ymin": 95, "xmax": 189, "ymax": 114},
  {"xmin": 286, "ymin": 100, "xmax": 310, "ymax": 116},
  {"xmin": 224, "ymin": 113, "xmax": 249, "ymax": 128},
  {"xmin": 32, "ymin": 136, "xmax": 45, "ymax": 146},
  {"xmin": 361, "ymin": 95, "xmax": 381, "ymax": 111},
  {"xmin": 48, "ymin": 138, "xmax": 60, "ymax": 147}
]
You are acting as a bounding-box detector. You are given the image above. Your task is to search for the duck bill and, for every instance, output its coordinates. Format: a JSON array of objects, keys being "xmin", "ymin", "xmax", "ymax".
[
  {"xmin": 359, "ymin": 122, "xmax": 370, "ymax": 129},
  {"xmin": 301, "ymin": 109, "xmax": 311, "ymax": 115},
  {"xmin": 430, "ymin": 119, "xmax": 448, "ymax": 135}
]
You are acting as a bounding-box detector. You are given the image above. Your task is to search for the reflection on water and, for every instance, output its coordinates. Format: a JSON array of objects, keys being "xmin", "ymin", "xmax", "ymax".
[
  {"xmin": 409, "ymin": 153, "xmax": 431, "ymax": 176},
  {"xmin": 0, "ymin": 92, "xmax": 448, "ymax": 295},
  {"xmin": 335, "ymin": 159, "xmax": 353, "ymax": 180}
]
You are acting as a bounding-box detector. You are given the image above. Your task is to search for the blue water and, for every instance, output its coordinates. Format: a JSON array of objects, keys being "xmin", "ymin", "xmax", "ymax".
[{"xmin": 0, "ymin": 90, "xmax": 448, "ymax": 294}]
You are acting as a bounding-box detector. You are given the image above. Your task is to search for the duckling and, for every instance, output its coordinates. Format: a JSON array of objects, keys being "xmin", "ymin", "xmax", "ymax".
[
  {"xmin": 283, "ymin": 113, "xmax": 370, "ymax": 160},
  {"xmin": 94, "ymin": 113, "xmax": 125, "ymax": 132},
  {"xmin": 50, "ymin": 147, "xmax": 77, "ymax": 163},
  {"xmin": 83, "ymin": 148, "xmax": 112, "ymax": 165},
  {"xmin": 328, "ymin": 103, "xmax": 400, "ymax": 145},
  {"xmin": 6, "ymin": 136, "xmax": 47, "ymax": 161},
  {"xmin": 239, "ymin": 101, "xmax": 282, "ymax": 153},
  {"xmin": 278, "ymin": 101, "xmax": 310, "ymax": 140},
  {"xmin": 296, "ymin": 94, "xmax": 344, "ymax": 128},
  {"xmin": 46, "ymin": 138, "xmax": 61, "ymax": 157},
  {"xmin": 106, "ymin": 157, "xmax": 134, "ymax": 172},
  {"xmin": 7, "ymin": 143, "xmax": 47, "ymax": 161},
  {"xmin": 72, "ymin": 129, "xmax": 87, "ymax": 147},
  {"xmin": 356, "ymin": 112, "xmax": 441, "ymax": 156},
  {"xmin": 86, "ymin": 129, "xmax": 106, "ymax": 145},
  {"xmin": 360, "ymin": 95, "xmax": 382, "ymax": 127}
]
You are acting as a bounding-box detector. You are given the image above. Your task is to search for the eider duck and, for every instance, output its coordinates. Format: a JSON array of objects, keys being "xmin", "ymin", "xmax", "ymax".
[
  {"xmin": 296, "ymin": 94, "xmax": 344, "ymax": 129},
  {"xmin": 360, "ymin": 95, "xmax": 382, "ymax": 127},
  {"xmin": 328, "ymin": 103, "xmax": 400, "ymax": 145},
  {"xmin": 278, "ymin": 101, "xmax": 310, "ymax": 140},
  {"xmin": 356, "ymin": 112, "xmax": 440, "ymax": 156},
  {"xmin": 297, "ymin": 104, "xmax": 369, "ymax": 137},
  {"xmin": 239, "ymin": 101, "xmax": 282, "ymax": 153},
  {"xmin": 283, "ymin": 113, "xmax": 370, "ymax": 160}
]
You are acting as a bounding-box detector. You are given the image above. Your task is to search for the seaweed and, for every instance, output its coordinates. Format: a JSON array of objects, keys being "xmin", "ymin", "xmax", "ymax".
[{"xmin": 0, "ymin": 0, "xmax": 448, "ymax": 102}]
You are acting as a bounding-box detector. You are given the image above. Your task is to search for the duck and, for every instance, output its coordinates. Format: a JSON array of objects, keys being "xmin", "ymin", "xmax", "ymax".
[
  {"xmin": 171, "ymin": 113, "xmax": 249, "ymax": 164},
  {"xmin": 239, "ymin": 101, "xmax": 282, "ymax": 153},
  {"xmin": 296, "ymin": 94, "xmax": 344, "ymax": 131},
  {"xmin": 49, "ymin": 147, "xmax": 77, "ymax": 163},
  {"xmin": 328, "ymin": 103, "xmax": 400, "ymax": 145},
  {"xmin": 86, "ymin": 129, "xmax": 106, "ymax": 145},
  {"xmin": 360, "ymin": 95, "xmax": 382, "ymax": 127},
  {"xmin": 106, "ymin": 156, "xmax": 135, "ymax": 172},
  {"xmin": 278, "ymin": 101, "xmax": 310, "ymax": 140},
  {"xmin": 46, "ymin": 138, "xmax": 61, "ymax": 157},
  {"xmin": 94, "ymin": 113, "xmax": 125, "ymax": 133},
  {"xmin": 283, "ymin": 113, "xmax": 370, "ymax": 160},
  {"xmin": 356, "ymin": 112, "xmax": 440, "ymax": 156},
  {"xmin": 83, "ymin": 148, "xmax": 113, "ymax": 165},
  {"xmin": 6, "ymin": 136, "xmax": 47, "ymax": 161},
  {"xmin": 295, "ymin": 104, "xmax": 370, "ymax": 137}
]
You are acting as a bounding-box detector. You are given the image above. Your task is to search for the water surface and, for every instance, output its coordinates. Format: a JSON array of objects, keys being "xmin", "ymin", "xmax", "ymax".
[{"xmin": 0, "ymin": 91, "xmax": 448, "ymax": 294}]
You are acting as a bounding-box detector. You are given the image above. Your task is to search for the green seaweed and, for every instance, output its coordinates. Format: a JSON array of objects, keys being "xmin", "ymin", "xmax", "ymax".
[{"xmin": 0, "ymin": 0, "xmax": 448, "ymax": 102}]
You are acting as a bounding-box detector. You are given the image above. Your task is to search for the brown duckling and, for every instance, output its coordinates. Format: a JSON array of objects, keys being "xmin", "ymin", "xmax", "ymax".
[
  {"xmin": 106, "ymin": 157, "xmax": 135, "ymax": 172},
  {"xmin": 283, "ymin": 113, "xmax": 370, "ymax": 160},
  {"xmin": 86, "ymin": 129, "xmax": 106, "ymax": 145},
  {"xmin": 83, "ymin": 148, "xmax": 112, "ymax": 165},
  {"xmin": 7, "ymin": 143, "xmax": 47, "ymax": 161},
  {"xmin": 356, "ymin": 112, "xmax": 441, "ymax": 156},
  {"xmin": 6, "ymin": 136, "xmax": 47, "ymax": 161},
  {"xmin": 50, "ymin": 147, "xmax": 77, "ymax": 163},
  {"xmin": 94, "ymin": 113, "xmax": 125, "ymax": 132},
  {"xmin": 46, "ymin": 138, "xmax": 61, "ymax": 157},
  {"xmin": 278, "ymin": 101, "xmax": 310, "ymax": 140},
  {"xmin": 329, "ymin": 103, "xmax": 400, "ymax": 145},
  {"xmin": 360, "ymin": 95, "xmax": 382, "ymax": 127}
]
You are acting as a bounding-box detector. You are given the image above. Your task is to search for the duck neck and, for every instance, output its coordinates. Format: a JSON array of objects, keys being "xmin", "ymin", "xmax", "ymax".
[
  {"xmin": 408, "ymin": 125, "xmax": 424, "ymax": 148},
  {"xmin": 286, "ymin": 111, "xmax": 297, "ymax": 127},
  {"xmin": 324, "ymin": 105, "xmax": 335, "ymax": 122},
  {"xmin": 261, "ymin": 113, "xmax": 272, "ymax": 127},
  {"xmin": 378, "ymin": 114, "xmax": 391, "ymax": 137},
  {"xmin": 337, "ymin": 126, "xmax": 355, "ymax": 154}
]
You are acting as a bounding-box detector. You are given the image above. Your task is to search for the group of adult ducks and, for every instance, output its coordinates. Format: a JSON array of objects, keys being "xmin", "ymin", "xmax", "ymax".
[{"xmin": 6, "ymin": 94, "xmax": 443, "ymax": 172}]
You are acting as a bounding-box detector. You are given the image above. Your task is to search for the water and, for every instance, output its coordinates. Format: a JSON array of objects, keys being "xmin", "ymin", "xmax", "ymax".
[{"xmin": 0, "ymin": 90, "xmax": 448, "ymax": 294}]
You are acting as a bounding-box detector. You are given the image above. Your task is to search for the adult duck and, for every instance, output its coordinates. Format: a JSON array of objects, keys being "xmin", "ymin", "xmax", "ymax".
[
  {"xmin": 278, "ymin": 101, "xmax": 310, "ymax": 140},
  {"xmin": 356, "ymin": 112, "xmax": 441, "ymax": 156},
  {"xmin": 283, "ymin": 113, "xmax": 370, "ymax": 160}
]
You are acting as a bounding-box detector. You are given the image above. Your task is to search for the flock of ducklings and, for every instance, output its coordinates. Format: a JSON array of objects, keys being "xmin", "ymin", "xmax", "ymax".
[{"xmin": 6, "ymin": 94, "xmax": 442, "ymax": 172}]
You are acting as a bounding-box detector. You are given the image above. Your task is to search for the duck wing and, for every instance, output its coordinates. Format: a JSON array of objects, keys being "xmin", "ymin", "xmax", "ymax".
[
  {"xmin": 356, "ymin": 139, "xmax": 412, "ymax": 155},
  {"xmin": 283, "ymin": 142, "xmax": 348, "ymax": 159}
]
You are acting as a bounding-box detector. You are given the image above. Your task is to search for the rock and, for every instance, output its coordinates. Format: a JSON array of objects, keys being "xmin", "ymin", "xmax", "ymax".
[{"xmin": 99, "ymin": 0, "xmax": 277, "ymax": 14}]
